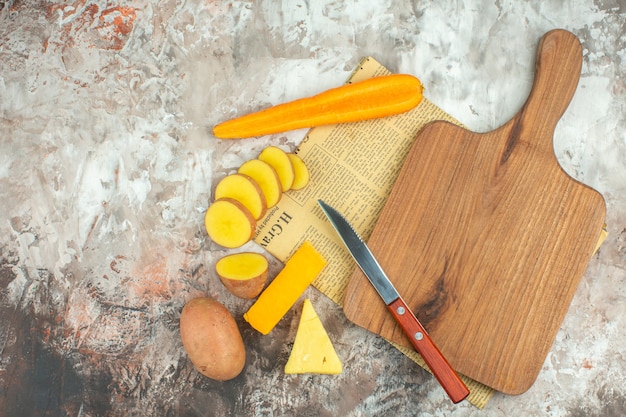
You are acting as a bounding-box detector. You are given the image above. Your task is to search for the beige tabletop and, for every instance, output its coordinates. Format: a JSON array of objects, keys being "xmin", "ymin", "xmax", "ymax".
[{"xmin": 0, "ymin": 1, "xmax": 624, "ymax": 416}]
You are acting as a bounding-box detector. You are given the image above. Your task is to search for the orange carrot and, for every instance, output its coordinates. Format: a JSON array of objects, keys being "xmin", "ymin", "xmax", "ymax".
[{"xmin": 213, "ymin": 74, "xmax": 424, "ymax": 139}]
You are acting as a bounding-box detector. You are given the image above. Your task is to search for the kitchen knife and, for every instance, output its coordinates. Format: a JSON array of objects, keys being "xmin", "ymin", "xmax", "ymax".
[{"xmin": 318, "ymin": 199, "xmax": 470, "ymax": 403}]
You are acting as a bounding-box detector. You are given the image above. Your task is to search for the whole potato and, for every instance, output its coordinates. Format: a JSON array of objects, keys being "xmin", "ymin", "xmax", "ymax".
[{"xmin": 180, "ymin": 297, "xmax": 245, "ymax": 380}]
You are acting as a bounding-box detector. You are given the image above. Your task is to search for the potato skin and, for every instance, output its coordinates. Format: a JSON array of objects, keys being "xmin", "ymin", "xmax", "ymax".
[
  {"xmin": 180, "ymin": 297, "xmax": 246, "ymax": 380},
  {"xmin": 219, "ymin": 271, "xmax": 267, "ymax": 299}
]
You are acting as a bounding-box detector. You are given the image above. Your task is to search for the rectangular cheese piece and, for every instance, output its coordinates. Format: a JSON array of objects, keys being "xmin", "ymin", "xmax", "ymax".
[{"xmin": 243, "ymin": 241, "xmax": 327, "ymax": 335}]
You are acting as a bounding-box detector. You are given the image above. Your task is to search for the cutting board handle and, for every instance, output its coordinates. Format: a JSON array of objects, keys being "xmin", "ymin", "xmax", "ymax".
[{"xmin": 514, "ymin": 29, "xmax": 582, "ymax": 151}]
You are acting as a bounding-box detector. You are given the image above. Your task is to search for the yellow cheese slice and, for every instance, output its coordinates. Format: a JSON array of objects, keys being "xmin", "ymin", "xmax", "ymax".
[
  {"xmin": 285, "ymin": 299, "xmax": 342, "ymax": 374},
  {"xmin": 244, "ymin": 241, "xmax": 326, "ymax": 335}
]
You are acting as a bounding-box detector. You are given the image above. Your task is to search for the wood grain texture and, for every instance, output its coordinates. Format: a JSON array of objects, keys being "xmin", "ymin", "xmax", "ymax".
[{"xmin": 343, "ymin": 29, "xmax": 606, "ymax": 395}]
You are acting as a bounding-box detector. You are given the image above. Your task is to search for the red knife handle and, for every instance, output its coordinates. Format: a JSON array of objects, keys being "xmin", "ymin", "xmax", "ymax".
[{"xmin": 387, "ymin": 297, "xmax": 469, "ymax": 403}]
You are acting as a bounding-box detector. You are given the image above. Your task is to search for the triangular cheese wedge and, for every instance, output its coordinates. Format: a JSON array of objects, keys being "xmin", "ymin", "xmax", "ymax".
[{"xmin": 285, "ymin": 299, "xmax": 342, "ymax": 374}]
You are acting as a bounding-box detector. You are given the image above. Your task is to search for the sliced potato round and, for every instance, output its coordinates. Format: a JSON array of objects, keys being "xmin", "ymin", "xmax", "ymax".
[
  {"xmin": 216, "ymin": 252, "xmax": 269, "ymax": 299},
  {"xmin": 238, "ymin": 159, "xmax": 282, "ymax": 208},
  {"xmin": 205, "ymin": 198, "xmax": 256, "ymax": 248},
  {"xmin": 258, "ymin": 146, "xmax": 295, "ymax": 192},
  {"xmin": 214, "ymin": 173, "xmax": 267, "ymax": 220},
  {"xmin": 287, "ymin": 153, "xmax": 310, "ymax": 190}
]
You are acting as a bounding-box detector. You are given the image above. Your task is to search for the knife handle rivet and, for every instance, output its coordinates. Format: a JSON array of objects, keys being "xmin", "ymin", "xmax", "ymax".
[
  {"xmin": 415, "ymin": 332, "xmax": 423, "ymax": 341},
  {"xmin": 396, "ymin": 306, "xmax": 406, "ymax": 315}
]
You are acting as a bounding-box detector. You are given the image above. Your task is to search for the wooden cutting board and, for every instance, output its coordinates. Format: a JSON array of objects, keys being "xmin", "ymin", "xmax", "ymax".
[{"xmin": 342, "ymin": 29, "xmax": 606, "ymax": 395}]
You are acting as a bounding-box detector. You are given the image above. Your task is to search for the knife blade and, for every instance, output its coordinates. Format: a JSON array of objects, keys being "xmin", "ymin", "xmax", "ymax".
[{"xmin": 317, "ymin": 199, "xmax": 469, "ymax": 404}]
